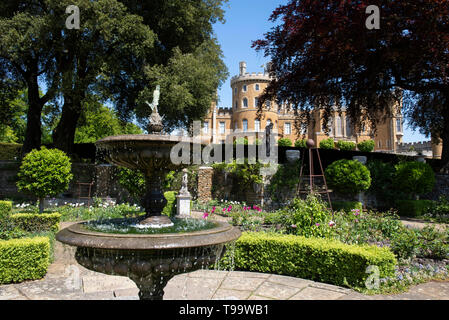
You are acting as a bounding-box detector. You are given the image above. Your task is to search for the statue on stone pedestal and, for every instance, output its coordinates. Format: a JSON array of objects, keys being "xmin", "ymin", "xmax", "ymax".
[
  {"xmin": 145, "ymin": 85, "xmax": 164, "ymax": 134},
  {"xmin": 179, "ymin": 169, "xmax": 190, "ymax": 196}
]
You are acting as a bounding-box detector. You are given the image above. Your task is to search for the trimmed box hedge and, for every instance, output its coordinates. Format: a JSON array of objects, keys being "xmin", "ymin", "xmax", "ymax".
[
  {"xmin": 162, "ymin": 192, "xmax": 178, "ymax": 217},
  {"xmin": 395, "ymin": 200, "xmax": 434, "ymax": 218},
  {"xmin": 219, "ymin": 232, "xmax": 397, "ymax": 288},
  {"xmin": 0, "ymin": 201, "xmax": 12, "ymax": 219},
  {"xmin": 0, "ymin": 237, "xmax": 50, "ymax": 284},
  {"xmin": 332, "ymin": 201, "xmax": 363, "ymax": 213},
  {"xmin": 10, "ymin": 213, "xmax": 61, "ymax": 233}
]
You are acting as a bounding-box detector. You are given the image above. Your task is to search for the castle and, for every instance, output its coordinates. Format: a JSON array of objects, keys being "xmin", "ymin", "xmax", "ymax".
[{"xmin": 203, "ymin": 61, "xmax": 442, "ymax": 158}]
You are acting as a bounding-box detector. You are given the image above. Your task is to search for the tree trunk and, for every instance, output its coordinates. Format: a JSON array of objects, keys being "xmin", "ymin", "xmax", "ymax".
[
  {"xmin": 38, "ymin": 197, "xmax": 44, "ymax": 213},
  {"xmin": 21, "ymin": 79, "xmax": 43, "ymax": 157},
  {"xmin": 441, "ymin": 119, "xmax": 449, "ymax": 172},
  {"xmin": 52, "ymin": 95, "xmax": 83, "ymax": 155}
]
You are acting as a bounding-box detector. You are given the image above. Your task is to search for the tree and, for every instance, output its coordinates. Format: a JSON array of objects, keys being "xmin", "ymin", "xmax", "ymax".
[
  {"xmin": 254, "ymin": 0, "xmax": 449, "ymax": 169},
  {"xmin": 17, "ymin": 147, "xmax": 73, "ymax": 213},
  {"xmin": 75, "ymin": 100, "xmax": 142, "ymax": 143}
]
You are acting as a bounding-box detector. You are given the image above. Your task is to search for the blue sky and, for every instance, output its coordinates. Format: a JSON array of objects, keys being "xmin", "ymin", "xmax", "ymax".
[{"xmin": 212, "ymin": 0, "xmax": 428, "ymax": 143}]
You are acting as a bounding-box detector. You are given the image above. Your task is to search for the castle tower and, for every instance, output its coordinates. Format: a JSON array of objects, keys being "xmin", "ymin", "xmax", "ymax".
[{"xmin": 230, "ymin": 61, "xmax": 278, "ymax": 142}]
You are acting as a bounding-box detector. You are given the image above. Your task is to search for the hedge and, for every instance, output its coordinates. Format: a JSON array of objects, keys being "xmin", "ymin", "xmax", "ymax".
[
  {"xmin": 0, "ymin": 237, "xmax": 50, "ymax": 284},
  {"xmin": 395, "ymin": 200, "xmax": 434, "ymax": 218},
  {"xmin": 0, "ymin": 201, "xmax": 12, "ymax": 219},
  {"xmin": 0, "ymin": 143, "xmax": 22, "ymax": 160},
  {"xmin": 332, "ymin": 201, "xmax": 363, "ymax": 213},
  {"xmin": 219, "ymin": 232, "xmax": 397, "ymax": 288},
  {"xmin": 10, "ymin": 213, "xmax": 61, "ymax": 233}
]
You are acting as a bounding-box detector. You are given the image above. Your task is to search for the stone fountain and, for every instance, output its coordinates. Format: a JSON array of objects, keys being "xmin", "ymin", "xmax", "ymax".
[{"xmin": 56, "ymin": 86, "xmax": 241, "ymax": 300}]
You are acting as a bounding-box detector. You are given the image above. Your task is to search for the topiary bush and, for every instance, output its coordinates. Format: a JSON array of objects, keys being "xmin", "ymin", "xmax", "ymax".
[
  {"xmin": 234, "ymin": 137, "xmax": 249, "ymax": 145},
  {"xmin": 325, "ymin": 159, "xmax": 371, "ymax": 195},
  {"xmin": 336, "ymin": 140, "xmax": 356, "ymax": 151},
  {"xmin": 393, "ymin": 161, "xmax": 436, "ymax": 199},
  {"xmin": 295, "ymin": 139, "xmax": 307, "ymax": 148},
  {"xmin": 319, "ymin": 138, "xmax": 335, "ymax": 150},
  {"xmin": 10, "ymin": 213, "xmax": 61, "ymax": 233},
  {"xmin": 357, "ymin": 140, "xmax": 375, "ymax": 152},
  {"xmin": 366, "ymin": 160, "xmax": 397, "ymax": 205},
  {"xmin": 277, "ymin": 138, "xmax": 293, "ymax": 147},
  {"xmin": 16, "ymin": 147, "xmax": 73, "ymax": 213},
  {"xmin": 0, "ymin": 237, "xmax": 50, "ymax": 284},
  {"xmin": 217, "ymin": 232, "xmax": 397, "ymax": 289}
]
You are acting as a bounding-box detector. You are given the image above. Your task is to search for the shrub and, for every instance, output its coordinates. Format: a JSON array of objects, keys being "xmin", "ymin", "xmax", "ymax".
[
  {"xmin": 357, "ymin": 140, "xmax": 375, "ymax": 152},
  {"xmin": 277, "ymin": 138, "xmax": 293, "ymax": 147},
  {"xmin": 393, "ymin": 162, "xmax": 436, "ymax": 199},
  {"xmin": 276, "ymin": 194, "xmax": 333, "ymax": 238},
  {"xmin": 295, "ymin": 139, "xmax": 307, "ymax": 148},
  {"xmin": 10, "ymin": 213, "xmax": 61, "ymax": 233},
  {"xmin": 426, "ymin": 196, "xmax": 449, "ymax": 220},
  {"xmin": 0, "ymin": 201, "xmax": 12, "ymax": 220},
  {"xmin": 325, "ymin": 159, "xmax": 371, "ymax": 195},
  {"xmin": 366, "ymin": 160, "xmax": 397, "ymax": 204},
  {"xmin": 0, "ymin": 237, "xmax": 50, "ymax": 284},
  {"xmin": 234, "ymin": 137, "xmax": 249, "ymax": 145},
  {"xmin": 332, "ymin": 201, "xmax": 363, "ymax": 213},
  {"xmin": 117, "ymin": 167, "xmax": 146, "ymax": 201},
  {"xmin": 162, "ymin": 191, "xmax": 178, "ymax": 217},
  {"xmin": 16, "ymin": 147, "xmax": 73, "ymax": 213},
  {"xmin": 395, "ymin": 200, "xmax": 434, "ymax": 218},
  {"xmin": 0, "ymin": 143, "xmax": 22, "ymax": 160},
  {"xmin": 336, "ymin": 141, "xmax": 356, "ymax": 151},
  {"xmin": 416, "ymin": 225, "xmax": 449, "ymax": 260},
  {"xmin": 319, "ymin": 138, "xmax": 335, "ymax": 150},
  {"xmin": 218, "ymin": 232, "xmax": 397, "ymax": 288},
  {"xmin": 390, "ymin": 229, "xmax": 420, "ymax": 260}
]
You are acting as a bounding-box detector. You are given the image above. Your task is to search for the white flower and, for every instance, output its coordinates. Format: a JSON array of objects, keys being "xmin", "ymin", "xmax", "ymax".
[{"xmin": 329, "ymin": 221, "xmax": 336, "ymax": 227}]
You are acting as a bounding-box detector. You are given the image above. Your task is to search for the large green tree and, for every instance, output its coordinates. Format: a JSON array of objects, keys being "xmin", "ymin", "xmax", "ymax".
[{"xmin": 254, "ymin": 0, "xmax": 449, "ymax": 170}]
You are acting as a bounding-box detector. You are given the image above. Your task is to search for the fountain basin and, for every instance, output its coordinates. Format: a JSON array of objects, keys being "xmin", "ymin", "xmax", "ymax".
[{"xmin": 56, "ymin": 220, "xmax": 241, "ymax": 300}]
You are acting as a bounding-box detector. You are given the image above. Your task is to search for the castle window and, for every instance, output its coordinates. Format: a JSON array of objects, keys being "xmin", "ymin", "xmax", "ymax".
[
  {"xmin": 255, "ymin": 84, "xmax": 260, "ymax": 91},
  {"xmin": 203, "ymin": 122, "xmax": 209, "ymax": 134},
  {"xmin": 396, "ymin": 118, "xmax": 403, "ymax": 133},
  {"xmin": 378, "ymin": 140, "xmax": 382, "ymax": 148},
  {"xmin": 335, "ymin": 116, "xmax": 342, "ymax": 136},
  {"xmin": 235, "ymin": 101, "xmax": 238, "ymax": 109},
  {"xmin": 266, "ymin": 101, "xmax": 271, "ymax": 109},
  {"xmin": 234, "ymin": 87, "xmax": 237, "ymax": 95},
  {"xmin": 219, "ymin": 122, "xmax": 225, "ymax": 134},
  {"xmin": 242, "ymin": 85, "xmax": 247, "ymax": 92},
  {"xmin": 243, "ymin": 119, "xmax": 248, "ymax": 132},
  {"xmin": 255, "ymin": 119, "xmax": 261, "ymax": 132},
  {"xmin": 284, "ymin": 123, "xmax": 291, "ymax": 135},
  {"xmin": 243, "ymin": 98, "xmax": 248, "ymax": 108},
  {"xmin": 254, "ymin": 97, "xmax": 259, "ymax": 108},
  {"xmin": 266, "ymin": 119, "xmax": 272, "ymax": 129},
  {"xmin": 346, "ymin": 118, "xmax": 353, "ymax": 137}
]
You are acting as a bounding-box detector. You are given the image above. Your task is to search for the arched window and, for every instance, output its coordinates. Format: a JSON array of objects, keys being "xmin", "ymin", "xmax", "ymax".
[
  {"xmin": 255, "ymin": 84, "xmax": 260, "ymax": 91},
  {"xmin": 243, "ymin": 98, "xmax": 248, "ymax": 108},
  {"xmin": 266, "ymin": 101, "xmax": 271, "ymax": 109},
  {"xmin": 254, "ymin": 97, "xmax": 259, "ymax": 108},
  {"xmin": 235, "ymin": 101, "xmax": 238, "ymax": 109},
  {"xmin": 242, "ymin": 85, "xmax": 247, "ymax": 92},
  {"xmin": 243, "ymin": 119, "xmax": 248, "ymax": 132},
  {"xmin": 335, "ymin": 116, "xmax": 342, "ymax": 136}
]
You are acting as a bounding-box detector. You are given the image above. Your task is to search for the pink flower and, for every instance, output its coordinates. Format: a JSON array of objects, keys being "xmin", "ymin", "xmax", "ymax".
[
  {"xmin": 203, "ymin": 212, "xmax": 209, "ymax": 219},
  {"xmin": 315, "ymin": 223, "xmax": 320, "ymax": 227},
  {"xmin": 211, "ymin": 206, "xmax": 216, "ymax": 214},
  {"xmin": 227, "ymin": 205, "xmax": 232, "ymax": 212},
  {"xmin": 291, "ymin": 224, "xmax": 297, "ymax": 228},
  {"xmin": 352, "ymin": 209, "xmax": 360, "ymax": 216},
  {"xmin": 329, "ymin": 221, "xmax": 336, "ymax": 227}
]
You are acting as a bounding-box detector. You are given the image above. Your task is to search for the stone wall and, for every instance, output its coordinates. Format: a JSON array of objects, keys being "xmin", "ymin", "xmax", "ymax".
[
  {"xmin": 0, "ymin": 161, "xmax": 130, "ymax": 202},
  {"xmin": 197, "ymin": 167, "xmax": 213, "ymax": 203},
  {"xmin": 422, "ymin": 174, "xmax": 449, "ymax": 201}
]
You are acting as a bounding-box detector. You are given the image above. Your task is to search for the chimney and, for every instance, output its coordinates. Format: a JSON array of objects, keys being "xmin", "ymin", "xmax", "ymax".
[{"xmin": 239, "ymin": 61, "xmax": 247, "ymax": 75}]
